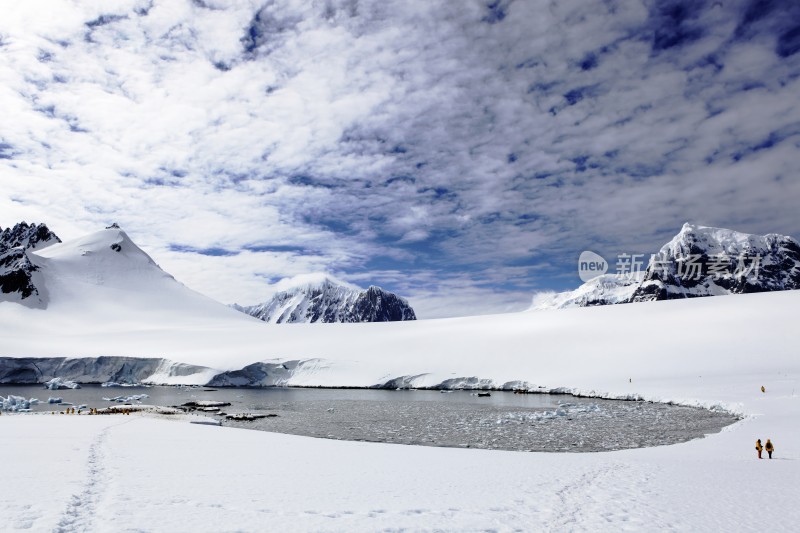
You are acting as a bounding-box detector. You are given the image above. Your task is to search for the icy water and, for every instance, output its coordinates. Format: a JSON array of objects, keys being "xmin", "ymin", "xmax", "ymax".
[{"xmin": 0, "ymin": 385, "xmax": 739, "ymax": 452}]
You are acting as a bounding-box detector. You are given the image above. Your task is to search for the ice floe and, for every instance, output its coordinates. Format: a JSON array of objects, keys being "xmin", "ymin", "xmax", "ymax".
[{"xmin": 43, "ymin": 377, "xmax": 81, "ymax": 390}]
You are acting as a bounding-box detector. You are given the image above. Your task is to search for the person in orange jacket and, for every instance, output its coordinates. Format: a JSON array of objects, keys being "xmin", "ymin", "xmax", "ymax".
[
  {"xmin": 765, "ymin": 439, "xmax": 774, "ymax": 459},
  {"xmin": 756, "ymin": 439, "xmax": 763, "ymax": 459}
]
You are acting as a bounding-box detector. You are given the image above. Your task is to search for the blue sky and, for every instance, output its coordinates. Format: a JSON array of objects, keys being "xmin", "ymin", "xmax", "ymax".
[{"xmin": 1, "ymin": 0, "xmax": 799, "ymax": 318}]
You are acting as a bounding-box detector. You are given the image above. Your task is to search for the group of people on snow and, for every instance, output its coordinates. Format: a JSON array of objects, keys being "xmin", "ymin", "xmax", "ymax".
[{"xmin": 755, "ymin": 438, "xmax": 774, "ymax": 459}]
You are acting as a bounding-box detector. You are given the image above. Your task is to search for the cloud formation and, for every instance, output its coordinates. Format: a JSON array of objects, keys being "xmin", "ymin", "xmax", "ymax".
[{"xmin": 1, "ymin": 0, "xmax": 798, "ymax": 318}]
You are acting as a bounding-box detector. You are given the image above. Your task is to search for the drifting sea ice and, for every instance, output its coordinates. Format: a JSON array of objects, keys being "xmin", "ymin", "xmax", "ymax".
[
  {"xmin": 224, "ymin": 394, "xmax": 738, "ymax": 452},
  {"xmin": 497, "ymin": 402, "xmax": 604, "ymax": 423}
]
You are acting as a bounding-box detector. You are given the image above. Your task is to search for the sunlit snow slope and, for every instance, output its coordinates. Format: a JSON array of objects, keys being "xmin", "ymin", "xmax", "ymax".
[
  {"xmin": 0, "ymin": 227, "xmax": 259, "ymax": 381},
  {"xmin": 25, "ymin": 228, "xmax": 255, "ymax": 324}
]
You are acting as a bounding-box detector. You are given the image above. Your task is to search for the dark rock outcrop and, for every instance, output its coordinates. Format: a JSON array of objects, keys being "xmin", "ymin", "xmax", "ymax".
[
  {"xmin": 630, "ymin": 223, "xmax": 800, "ymax": 302},
  {"xmin": 0, "ymin": 222, "xmax": 60, "ymax": 300}
]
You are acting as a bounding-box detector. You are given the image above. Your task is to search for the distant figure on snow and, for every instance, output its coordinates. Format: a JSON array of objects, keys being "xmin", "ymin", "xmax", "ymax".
[
  {"xmin": 765, "ymin": 439, "xmax": 774, "ymax": 459},
  {"xmin": 756, "ymin": 439, "xmax": 763, "ymax": 459},
  {"xmin": 761, "ymin": 385, "xmax": 766, "ymax": 393}
]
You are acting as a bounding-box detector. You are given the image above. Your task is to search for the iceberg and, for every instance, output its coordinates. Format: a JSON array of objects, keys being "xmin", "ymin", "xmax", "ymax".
[
  {"xmin": 44, "ymin": 377, "xmax": 81, "ymax": 390},
  {"xmin": 1, "ymin": 395, "xmax": 39, "ymax": 412}
]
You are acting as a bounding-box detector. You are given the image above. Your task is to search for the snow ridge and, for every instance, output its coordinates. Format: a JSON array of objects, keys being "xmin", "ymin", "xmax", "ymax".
[{"xmin": 234, "ymin": 277, "xmax": 416, "ymax": 323}]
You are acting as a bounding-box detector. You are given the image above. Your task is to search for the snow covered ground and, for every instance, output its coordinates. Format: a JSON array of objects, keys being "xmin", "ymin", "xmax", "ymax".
[{"xmin": 1, "ymin": 293, "xmax": 799, "ymax": 532}]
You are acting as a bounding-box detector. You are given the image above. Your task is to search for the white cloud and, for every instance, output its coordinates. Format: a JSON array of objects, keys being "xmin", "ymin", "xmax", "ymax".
[{"xmin": 1, "ymin": 0, "xmax": 798, "ymax": 318}]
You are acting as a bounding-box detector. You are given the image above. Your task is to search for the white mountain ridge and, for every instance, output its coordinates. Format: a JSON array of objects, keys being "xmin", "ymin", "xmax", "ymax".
[
  {"xmin": 531, "ymin": 223, "xmax": 800, "ymax": 310},
  {"xmin": 232, "ymin": 275, "xmax": 416, "ymax": 323}
]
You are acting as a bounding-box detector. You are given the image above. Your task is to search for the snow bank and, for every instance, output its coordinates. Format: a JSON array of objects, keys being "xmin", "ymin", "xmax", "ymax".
[{"xmin": 0, "ymin": 357, "xmax": 216, "ymax": 387}]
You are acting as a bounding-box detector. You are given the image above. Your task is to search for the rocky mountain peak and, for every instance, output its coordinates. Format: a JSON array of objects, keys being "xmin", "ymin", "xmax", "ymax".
[
  {"xmin": 631, "ymin": 224, "xmax": 800, "ymax": 302},
  {"xmin": 532, "ymin": 224, "xmax": 800, "ymax": 310},
  {"xmin": 234, "ymin": 278, "xmax": 416, "ymax": 323},
  {"xmin": 0, "ymin": 222, "xmax": 62, "ymax": 302},
  {"xmin": 0, "ymin": 222, "xmax": 60, "ymax": 252}
]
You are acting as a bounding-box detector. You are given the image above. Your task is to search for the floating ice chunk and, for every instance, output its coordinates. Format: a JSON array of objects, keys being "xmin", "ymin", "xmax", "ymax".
[
  {"xmin": 190, "ymin": 419, "xmax": 222, "ymax": 426},
  {"xmin": 225, "ymin": 413, "xmax": 274, "ymax": 421},
  {"xmin": 48, "ymin": 397, "xmax": 63, "ymax": 404},
  {"xmin": 1, "ymin": 395, "xmax": 40, "ymax": 411},
  {"xmin": 104, "ymin": 394, "xmax": 149, "ymax": 403},
  {"xmin": 181, "ymin": 401, "xmax": 230, "ymax": 408},
  {"xmin": 44, "ymin": 377, "xmax": 81, "ymax": 390}
]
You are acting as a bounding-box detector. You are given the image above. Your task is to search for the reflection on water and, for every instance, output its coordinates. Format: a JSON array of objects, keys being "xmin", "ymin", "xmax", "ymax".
[{"xmin": 0, "ymin": 385, "xmax": 739, "ymax": 452}]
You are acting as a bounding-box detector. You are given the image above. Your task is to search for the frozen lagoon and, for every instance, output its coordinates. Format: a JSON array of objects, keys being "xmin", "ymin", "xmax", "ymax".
[{"xmin": 0, "ymin": 385, "xmax": 738, "ymax": 452}]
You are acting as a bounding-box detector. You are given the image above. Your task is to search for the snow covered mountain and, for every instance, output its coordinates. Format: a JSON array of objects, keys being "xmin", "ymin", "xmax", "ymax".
[
  {"xmin": 630, "ymin": 223, "xmax": 800, "ymax": 301},
  {"xmin": 0, "ymin": 222, "xmax": 252, "ymax": 323},
  {"xmin": 0, "ymin": 222, "xmax": 61, "ymax": 304},
  {"xmin": 532, "ymin": 223, "xmax": 800, "ymax": 310},
  {"xmin": 233, "ymin": 276, "xmax": 417, "ymax": 323}
]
